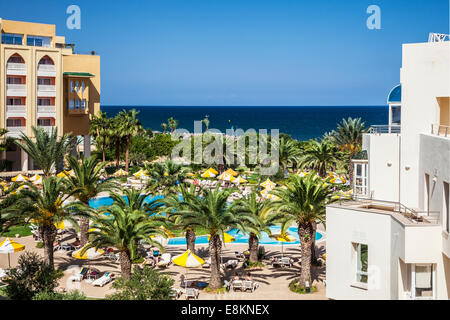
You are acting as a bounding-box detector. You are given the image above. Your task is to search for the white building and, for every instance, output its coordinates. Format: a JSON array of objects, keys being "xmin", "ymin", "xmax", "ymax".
[{"xmin": 326, "ymin": 33, "xmax": 450, "ymax": 300}]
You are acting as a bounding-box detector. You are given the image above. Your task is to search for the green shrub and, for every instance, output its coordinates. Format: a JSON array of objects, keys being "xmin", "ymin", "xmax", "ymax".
[
  {"xmin": 0, "ymin": 225, "xmax": 32, "ymax": 237},
  {"xmin": 4, "ymin": 252, "xmax": 63, "ymax": 300},
  {"xmin": 132, "ymin": 256, "xmax": 145, "ymax": 264},
  {"xmin": 32, "ymin": 290, "xmax": 87, "ymax": 300},
  {"xmin": 204, "ymin": 285, "xmax": 226, "ymax": 294},
  {"xmin": 244, "ymin": 260, "xmax": 265, "ymax": 269},
  {"xmin": 106, "ymin": 265, "xmax": 175, "ymax": 300},
  {"xmin": 36, "ymin": 242, "xmax": 43, "ymax": 248},
  {"xmin": 289, "ymin": 279, "xmax": 317, "ymax": 294}
]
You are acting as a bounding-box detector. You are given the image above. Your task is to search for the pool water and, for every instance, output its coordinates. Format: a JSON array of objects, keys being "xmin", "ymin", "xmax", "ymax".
[{"xmin": 168, "ymin": 226, "xmax": 323, "ymax": 246}]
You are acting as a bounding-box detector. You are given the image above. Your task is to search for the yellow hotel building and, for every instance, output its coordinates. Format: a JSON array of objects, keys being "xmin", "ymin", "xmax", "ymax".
[{"xmin": 0, "ymin": 18, "xmax": 100, "ymax": 172}]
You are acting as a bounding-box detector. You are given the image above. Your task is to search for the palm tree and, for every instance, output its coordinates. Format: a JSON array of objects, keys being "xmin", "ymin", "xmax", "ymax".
[
  {"xmin": 167, "ymin": 187, "xmax": 252, "ymax": 289},
  {"xmin": 2, "ymin": 177, "xmax": 83, "ymax": 267},
  {"xmin": 15, "ymin": 126, "xmax": 77, "ymax": 177},
  {"xmin": 273, "ymin": 137, "xmax": 301, "ymax": 174},
  {"xmin": 270, "ymin": 174, "xmax": 335, "ymax": 288},
  {"xmin": 230, "ymin": 193, "xmax": 277, "ymax": 262},
  {"xmin": 330, "ymin": 117, "xmax": 368, "ymax": 184},
  {"xmin": 118, "ymin": 109, "xmax": 143, "ymax": 172},
  {"xmin": 161, "ymin": 123, "xmax": 168, "ymax": 134},
  {"xmin": 86, "ymin": 188, "xmax": 166, "ymax": 280},
  {"xmin": 167, "ymin": 117, "xmax": 179, "ymax": 133},
  {"xmin": 202, "ymin": 116, "xmax": 210, "ymax": 131},
  {"xmin": 90, "ymin": 111, "xmax": 111, "ymax": 162},
  {"xmin": 299, "ymin": 140, "xmax": 339, "ymax": 177},
  {"xmin": 145, "ymin": 160, "xmax": 188, "ymax": 196},
  {"xmin": 111, "ymin": 115, "xmax": 126, "ymax": 168},
  {"xmin": 64, "ymin": 155, "xmax": 114, "ymax": 246},
  {"xmin": 163, "ymin": 183, "xmax": 199, "ymax": 253}
]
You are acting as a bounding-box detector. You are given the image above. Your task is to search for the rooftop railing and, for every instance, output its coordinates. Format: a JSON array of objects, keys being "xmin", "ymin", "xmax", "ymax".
[
  {"xmin": 369, "ymin": 125, "xmax": 401, "ymax": 134},
  {"xmin": 428, "ymin": 32, "xmax": 449, "ymax": 42},
  {"xmin": 431, "ymin": 124, "xmax": 449, "ymax": 138}
]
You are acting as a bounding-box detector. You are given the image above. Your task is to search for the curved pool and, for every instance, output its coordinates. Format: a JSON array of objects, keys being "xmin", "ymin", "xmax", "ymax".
[{"xmin": 168, "ymin": 226, "xmax": 323, "ymax": 246}]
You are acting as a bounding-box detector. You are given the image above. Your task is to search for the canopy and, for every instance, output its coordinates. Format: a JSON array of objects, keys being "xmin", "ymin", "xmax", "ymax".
[
  {"xmin": 261, "ymin": 178, "xmax": 276, "ymax": 190},
  {"xmin": 66, "ymin": 169, "xmax": 75, "ymax": 177},
  {"xmin": 330, "ymin": 176, "xmax": 346, "ymax": 184},
  {"xmin": 113, "ymin": 169, "xmax": 128, "ymax": 177},
  {"xmin": 29, "ymin": 174, "xmax": 41, "ymax": 182},
  {"xmin": 270, "ymin": 233, "xmax": 296, "ymax": 257},
  {"xmin": 201, "ymin": 169, "xmax": 216, "ymax": 178},
  {"xmin": 33, "ymin": 177, "xmax": 43, "ymax": 185},
  {"xmin": 217, "ymin": 172, "xmax": 233, "ymax": 181},
  {"xmin": 72, "ymin": 245, "xmax": 104, "ymax": 260},
  {"xmin": 224, "ymin": 168, "xmax": 238, "ymax": 177},
  {"xmin": 0, "ymin": 238, "xmax": 25, "ymax": 253},
  {"xmin": 207, "ymin": 168, "xmax": 218, "ymax": 175},
  {"xmin": 54, "ymin": 221, "xmax": 65, "ymax": 230},
  {"xmin": 232, "ymin": 176, "xmax": 248, "ymax": 184},
  {"xmin": 172, "ymin": 249, "xmax": 204, "ymax": 268},
  {"xmin": 56, "ymin": 171, "xmax": 68, "ymax": 178},
  {"xmin": 133, "ymin": 169, "xmax": 148, "ymax": 178},
  {"xmin": 11, "ymin": 174, "xmax": 28, "ymax": 182},
  {"xmin": 207, "ymin": 232, "xmax": 235, "ymax": 243}
]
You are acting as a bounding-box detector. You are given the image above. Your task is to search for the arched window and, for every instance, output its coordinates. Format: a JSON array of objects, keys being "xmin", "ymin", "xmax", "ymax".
[
  {"xmin": 7, "ymin": 54, "xmax": 25, "ymax": 64},
  {"xmin": 38, "ymin": 55, "xmax": 54, "ymax": 65}
]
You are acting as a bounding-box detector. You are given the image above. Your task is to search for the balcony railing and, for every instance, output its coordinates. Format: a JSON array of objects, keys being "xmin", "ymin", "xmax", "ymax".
[
  {"xmin": 37, "ymin": 64, "xmax": 56, "ymax": 76},
  {"xmin": 369, "ymin": 125, "xmax": 401, "ymax": 134},
  {"xmin": 6, "ymin": 105, "xmax": 26, "ymax": 113},
  {"xmin": 431, "ymin": 124, "xmax": 449, "ymax": 138},
  {"xmin": 37, "ymin": 105, "xmax": 56, "ymax": 114},
  {"xmin": 6, "ymin": 126, "xmax": 26, "ymax": 138},
  {"xmin": 37, "ymin": 85, "xmax": 56, "ymax": 97},
  {"xmin": 6, "ymin": 84, "xmax": 27, "ymax": 96},
  {"xmin": 38, "ymin": 126, "xmax": 55, "ymax": 134},
  {"xmin": 6, "ymin": 62, "xmax": 26, "ymax": 75}
]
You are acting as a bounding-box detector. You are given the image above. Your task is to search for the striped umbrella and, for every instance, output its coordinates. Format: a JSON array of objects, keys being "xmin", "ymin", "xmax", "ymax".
[
  {"xmin": 72, "ymin": 245, "xmax": 104, "ymax": 260},
  {"xmin": 270, "ymin": 233, "xmax": 296, "ymax": 257},
  {"xmin": 0, "ymin": 238, "xmax": 25, "ymax": 268},
  {"xmin": 11, "ymin": 174, "xmax": 28, "ymax": 182}
]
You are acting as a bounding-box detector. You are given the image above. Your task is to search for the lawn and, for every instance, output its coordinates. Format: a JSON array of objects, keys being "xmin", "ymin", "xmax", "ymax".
[{"xmin": 1, "ymin": 225, "xmax": 32, "ymax": 238}]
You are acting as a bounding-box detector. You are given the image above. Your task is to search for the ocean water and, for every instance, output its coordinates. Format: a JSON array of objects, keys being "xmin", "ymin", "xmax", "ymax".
[{"xmin": 101, "ymin": 105, "xmax": 388, "ymax": 141}]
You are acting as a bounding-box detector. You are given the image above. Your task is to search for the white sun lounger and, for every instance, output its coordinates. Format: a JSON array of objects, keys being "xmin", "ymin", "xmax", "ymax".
[
  {"xmin": 185, "ymin": 288, "xmax": 199, "ymax": 300},
  {"xmin": 243, "ymin": 280, "xmax": 259, "ymax": 292},
  {"xmin": 157, "ymin": 253, "xmax": 172, "ymax": 268},
  {"xmin": 92, "ymin": 272, "xmax": 114, "ymax": 287}
]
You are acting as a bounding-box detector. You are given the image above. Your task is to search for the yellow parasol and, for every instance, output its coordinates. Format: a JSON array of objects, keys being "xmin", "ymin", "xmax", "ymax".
[
  {"xmin": 201, "ymin": 169, "xmax": 216, "ymax": 178},
  {"xmin": 217, "ymin": 172, "xmax": 233, "ymax": 181},
  {"xmin": 11, "ymin": 174, "xmax": 28, "ymax": 182},
  {"xmin": 0, "ymin": 237, "xmax": 25, "ymax": 268},
  {"xmin": 133, "ymin": 169, "xmax": 148, "ymax": 179},
  {"xmin": 296, "ymin": 171, "xmax": 308, "ymax": 177},
  {"xmin": 261, "ymin": 178, "xmax": 276, "ymax": 189},
  {"xmin": 207, "ymin": 168, "xmax": 218, "ymax": 175},
  {"xmin": 72, "ymin": 245, "xmax": 104, "ymax": 260},
  {"xmin": 173, "ymin": 249, "xmax": 205, "ymax": 268},
  {"xmin": 54, "ymin": 221, "xmax": 65, "ymax": 230},
  {"xmin": 207, "ymin": 232, "xmax": 235, "ymax": 243},
  {"xmin": 224, "ymin": 168, "xmax": 238, "ymax": 177},
  {"xmin": 270, "ymin": 233, "xmax": 296, "ymax": 257},
  {"xmin": 113, "ymin": 169, "xmax": 128, "ymax": 177},
  {"xmin": 29, "ymin": 174, "xmax": 41, "ymax": 182},
  {"xmin": 232, "ymin": 176, "xmax": 248, "ymax": 185}
]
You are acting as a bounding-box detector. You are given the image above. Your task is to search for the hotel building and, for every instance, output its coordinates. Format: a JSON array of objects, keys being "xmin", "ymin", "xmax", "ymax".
[
  {"xmin": 0, "ymin": 18, "xmax": 100, "ymax": 172},
  {"xmin": 326, "ymin": 33, "xmax": 450, "ymax": 299}
]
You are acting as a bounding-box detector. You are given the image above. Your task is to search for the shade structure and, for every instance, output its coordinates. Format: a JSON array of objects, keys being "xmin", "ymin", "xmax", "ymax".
[
  {"xmin": 29, "ymin": 174, "xmax": 41, "ymax": 182},
  {"xmin": 207, "ymin": 168, "xmax": 218, "ymax": 175},
  {"xmin": 173, "ymin": 249, "xmax": 204, "ymax": 268},
  {"xmin": 270, "ymin": 233, "xmax": 296, "ymax": 257},
  {"xmin": 330, "ymin": 176, "xmax": 346, "ymax": 184},
  {"xmin": 224, "ymin": 168, "xmax": 238, "ymax": 177},
  {"xmin": 113, "ymin": 169, "xmax": 128, "ymax": 177},
  {"xmin": 261, "ymin": 178, "xmax": 276, "ymax": 189},
  {"xmin": 66, "ymin": 169, "xmax": 75, "ymax": 176},
  {"xmin": 232, "ymin": 176, "xmax": 247, "ymax": 184},
  {"xmin": 207, "ymin": 232, "xmax": 235, "ymax": 243},
  {"xmin": 326, "ymin": 172, "xmax": 338, "ymax": 179},
  {"xmin": 54, "ymin": 221, "xmax": 65, "ymax": 230},
  {"xmin": 11, "ymin": 174, "xmax": 28, "ymax": 182},
  {"xmin": 296, "ymin": 171, "xmax": 308, "ymax": 177},
  {"xmin": 72, "ymin": 245, "xmax": 104, "ymax": 260},
  {"xmin": 201, "ymin": 169, "xmax": 216, "ymax": 178},
  {"xmin": 0, "ymin": 238, "xmax": 25, "ymax": 268},
  {"xmin": 217, "ymin": 172, "xmax": 233, "ymax": 181},
  {"xmin": 133, "ymin": 169, "xmax": 148, "ymax": 179},
  {"xmin": 151, "ymin": 225, "xmax": 175, "ymax": 239},
  {"xmin": 56, "ymin": 171, "xmax": 69, "ymax": 178},
  {"xmin": 33, "ymin": 177, "xmax": 43, "ymax": 185}
]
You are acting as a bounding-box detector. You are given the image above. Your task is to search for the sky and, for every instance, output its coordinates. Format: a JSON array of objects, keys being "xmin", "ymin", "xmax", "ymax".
[{"xmin": 1, "ymin": 0, "xmax": 449, "ymax": 106}]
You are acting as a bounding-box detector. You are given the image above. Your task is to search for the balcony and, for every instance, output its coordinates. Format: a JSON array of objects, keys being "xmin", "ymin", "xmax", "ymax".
[
  {"xmin": 369, "ymin": 125, "xmax": 401, "ymax": 134},
  {"xmin": 37, "ymin": 64, "xmax": 56, "ymax": 77},
  {"xmin": 37, "ymin": 85, "xmax": 56, "ymax": 97},
  {"xmin": 6, "ymin": 126, "xmax": 26, "ymax": 138},
  {"xmin": 6, "ymin": 105, "xmax": 26, "ymax": 118},
  {"xmin": 6, "ymin": 63, "xmax": 26, "ymax": 76},
  {"xmin": 37, "ymin": 105, "xmax": 56, "ymax": 118},
  {"xmin": 38, "ymin": 126, "xmax": 55, "ymax": 134},
  {"xmin": 6, "ymin": 84, "xmax": 27, "ymax": 97},
  {"xmin": 431, "ymin": 124, "xmax": 449, "ymax": 138},
  {"xmin": 68, "ymin": 106, "xmax": 89, "ymax": 115}
]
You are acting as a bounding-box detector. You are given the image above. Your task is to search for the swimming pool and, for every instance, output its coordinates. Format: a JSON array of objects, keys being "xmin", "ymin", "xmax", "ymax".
[
  {"xmin": 168, "ymin": 226, "xmax": 324, "ymax": 246},
  {"xmin": 89, "ymin": 195, "xmax": 164, "ymax": 208}
]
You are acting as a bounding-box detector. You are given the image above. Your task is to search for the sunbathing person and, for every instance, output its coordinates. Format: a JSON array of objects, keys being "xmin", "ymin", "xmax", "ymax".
[{"xmin": 71, "ymin": 237, "xmax": 81, "ymax": 248}]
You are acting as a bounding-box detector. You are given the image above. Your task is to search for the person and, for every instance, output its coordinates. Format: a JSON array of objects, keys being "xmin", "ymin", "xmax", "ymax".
[
  {"xmin": 245, "ymin": 273, "xmax": 253, "ymax": 281},
  {"xmin": 233, "ymin": 274, "xmax": 240, "ymax": 281},
  {"xmin": 71, "ymin": 237, "xmax": 81, "ymax": 248}
]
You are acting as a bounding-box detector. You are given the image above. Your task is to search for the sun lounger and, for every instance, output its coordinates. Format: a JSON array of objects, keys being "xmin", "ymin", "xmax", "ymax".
[
  {"xmin": 185, "ymin": 288, "xmax": 199, "ymax": 300},
  {"xmin": 69, "ymin": 267, "xmax": 88, "ymax": 282},
  {"xmin": 243, "ymin": 280, "xmax": 259, "ymax": 292},
  {"xmin": 202, "ymin": 258, "xmax": 211, "ymax": 268},
  {"xmin": 272, "ymin": 257, "xmax": 293, "ymax": 268},
  {"xmin": 92, "ymin": 272, "xmax": 114, "ymax": 287},
  {"xmin": 169, "ymin": 288, "xmax": 182, "ymax": 300},
  {"xmin": 231, "ymin": 280, "xmax": 244, "ymax": 291},
  {"xmin": 234, "ymin": 251, "xmax": 245, "ymax": 260},
  {"xmin": 224, "ymin": 259, "xmax": 238, "ymax": 269},
  {"xmin": 0, "ymin": 268, "xmax": 8, "ymax": 279},
  {"xmin": 157, "ymin": 253, "xmax": 172, "ymax": 268}
]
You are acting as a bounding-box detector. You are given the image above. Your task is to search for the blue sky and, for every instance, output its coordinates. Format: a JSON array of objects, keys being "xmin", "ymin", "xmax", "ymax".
[{"xmin": 1, "ymin": 0, "xmax": 449, "ymax": 106}]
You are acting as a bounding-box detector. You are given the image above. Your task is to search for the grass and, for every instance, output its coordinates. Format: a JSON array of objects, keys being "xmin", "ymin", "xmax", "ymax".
[
  {"xmin": 289, "ymin": 279, "xmax": 318, "ymax": 294},
  {"xmin": 204, "ymin": 285, "xmax": 227, "ymax": 294},
  {"xmin": 1, "ymin": 225, "xmax": 32, "ymax": 238},
  {"xmin": 244, "ymin": 261, "xmax": 265, "ymax": 269}
]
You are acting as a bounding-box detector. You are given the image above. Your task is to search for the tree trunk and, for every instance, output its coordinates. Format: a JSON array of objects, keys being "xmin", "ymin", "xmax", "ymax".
[
  {"xmin": 209, "ymin": 234, "xmax": 222, "ymax": 289},
  {"xmin": 125, "ymin": 135, "xmax": 130, "ymax": 172},
  {"xmin": 310, "ymin": 221, "xmax": 318, "ymax": 265},
  {"xmin": 120, "ymin": 249, "xmax": 132, "ymax": 281},
  {"xmin": 102, "ymin": 143, "xmax": 106, "ymax": 163},
  {"xmin": 348, "ymin": 152, "xmax": 355, "ymax": 186},
  {"xmin": 298, "ymin": 221, "xmax": 314, "ymax": 288},
  {"xmin": 42, "ymin": 224, "xmax": 56, "ymax": 268},
  {"xmin": 186, "ymin": 228, "xmax": 196, "ymax": 254},
  {"xmin": 248, "ymin": 233, "xmax": 259, "ymax": 263},
  {"xmin": 115, "ymin": 138, "xmax": 121, "ymax": 168},
  {"xmin": 79, "ymin": 217, "xmax": 90, "ymax": 247}
]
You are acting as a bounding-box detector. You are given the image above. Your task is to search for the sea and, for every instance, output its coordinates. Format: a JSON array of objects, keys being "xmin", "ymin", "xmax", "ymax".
[{"xmin": 101, "ymin": 106, "xmax": 388, "ymax": 141}]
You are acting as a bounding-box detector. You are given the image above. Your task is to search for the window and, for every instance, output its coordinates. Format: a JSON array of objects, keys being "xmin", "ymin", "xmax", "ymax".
[
  {"xmin": 26, "ymin": 35, "xmax": 51, "ymax": 47},
  {"xmin": 391, "ymin": 105, "xmax": 401, "ymax": 125},
  {"xmin": 6, "ymin": 119, "xmax": 23, "ymax": 127},
  {"xmin": 354, "ymin": 162, "xmax": 368, "ymax": 197},
  {"xmin": 1, "ymin": 33, "xmax": 23, "ymax": 45},
  {"xmin": 81, "ymin": 99, "xmax": 87, "ymax": 109},
  {"xmin": 37, "ymin": 118, "xmax": 52, "ymax": 126},
  {"xmin": 38, "ymin": 57, "xmax": 53, "ymax": 65},
  {"xmin": 38, "ymin": 99, "xmax": 51, "ymax": 106},
  {"xmin": 7, "ymin": 98, "xmax": 23, "ymax": 106},
  {"xmin": 69, "ymin": 99, "xmax": 75, "ymax": 110},
  {"xmin": 81, "ymin": 81, "xmax": 85, "ymax": 93},
  {"xmin": 444, "ymin": 182, "xmax": 449, "ymax": 234},
  {"xmin": 76, "ymin": 81, "xmax": 79, "ymax": 92},
  {"xmin": 354, "ymin": 243, "xmax": 368, "ymax": 284},
  {"xmin": 70, "ymin": 81, "xmax": 74, "ymax": 93},
  {"xmin": 7, "ymin": 55, "xmax": 24, "ymax": 63},
  {"xmin": 38, "ymin": 78, "xmax": 51, "ymax": 85},
  {"xmin": 413, "ymin": 264, "xmax": 434, "ymax": 299},
  {"xmin": 424, "ymin": 174, "xmax": 430, "ymax": 213},
  {"xmin": 75, "ymin": 99, "xmax": 80, "ymax": 109},
  {"xmin": 6, "ymin": 77, "xmax": 22, "ymax": 84}
]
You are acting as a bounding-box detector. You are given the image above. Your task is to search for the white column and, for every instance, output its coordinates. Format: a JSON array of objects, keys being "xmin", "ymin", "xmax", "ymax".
[
  {"xmin": 21, "ymin": 148, "xmax": 28, "ymax": 172},
  {"xmin": 84, "ymin": 135, "xmax": 91, "ymax": 158}
]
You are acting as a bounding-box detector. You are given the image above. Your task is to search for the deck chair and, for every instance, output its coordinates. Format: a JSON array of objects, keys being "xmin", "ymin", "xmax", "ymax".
[
  {"xmin": 243, "ymin": 280, "xmax": 259, "ymax": 292},
  {"xmin": 185, "ymin": 288, "xmax": 199, "ymax": 300},
  {"xmin": 157, "ymin": 253, "xmax": 172, "ymax": 268},
  {"xmin": 202, "ymin": 258, "xmax": 211, "ymax": 268},
  {"xmin": 280, "ymin": 257, "xmax": 293, "ymax": 267},
  {"xmin": 69, "ymin": 267, "xmax": 88, "ymax": 282},
  {"xmin": 231, "ymin": 280, "xmax": 244, "ymax": 291},
  {"xmin": 92, "ymin": 272, "xmax": 114, "ymax": 287}
]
